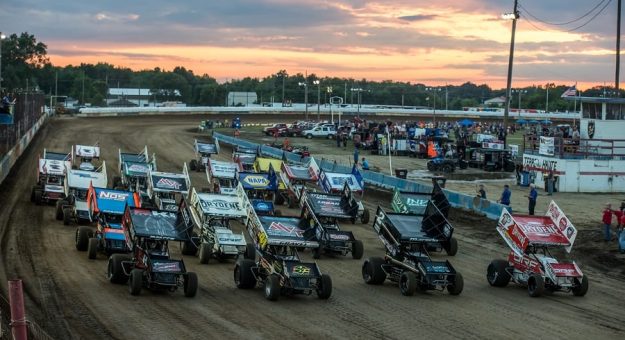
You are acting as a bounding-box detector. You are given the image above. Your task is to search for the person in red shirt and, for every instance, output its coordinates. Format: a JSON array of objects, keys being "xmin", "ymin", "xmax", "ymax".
[{"xmin": 602, "ymin": 203, "xmax": 613, "ymax": 241}]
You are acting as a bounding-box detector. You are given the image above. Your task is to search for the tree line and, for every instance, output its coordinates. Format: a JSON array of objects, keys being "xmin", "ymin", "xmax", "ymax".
[{"xmin": 1, "ymin": 32, "xmax": 619, "ymax": 111}]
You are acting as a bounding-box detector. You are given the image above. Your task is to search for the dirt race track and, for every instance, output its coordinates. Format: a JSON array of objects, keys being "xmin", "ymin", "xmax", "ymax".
[{"xmin": 0, "ymin": 115, "xmax": 623, "ymax": 340}]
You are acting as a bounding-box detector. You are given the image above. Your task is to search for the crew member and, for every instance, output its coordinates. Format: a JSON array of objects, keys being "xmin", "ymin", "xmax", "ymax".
[{"xmin": 527, "ymin": 184, "xmax": 538, "ymax": 215}]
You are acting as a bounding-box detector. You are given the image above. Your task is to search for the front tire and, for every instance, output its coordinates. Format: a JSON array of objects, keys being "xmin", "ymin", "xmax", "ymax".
[
  {"xmin": 528, "ymin": 274, "xmax": 545, "ymax": 297},
  {"xmin": 234, "ymin": 259, "xmax": 257, "ymax": 289},
  {"xmin": 190, "ymin": 159, "xmax": 198, "ymax": 171},
  {"xmin": 129, "ymin": 269, "xmax": 143, "ymax": 296},
  {"xmin": 264, "ymin": 274, "xmax": 281, "ymax": 301},
  {"xmin": 447, "ymin": 272, "xmax": 464, "ymax": 295},
  {"xmin": 316, "ymin": 274, "xmax": 332, "ymax": 300},
  {"xmin": 486, "ymin": 259, "xmax": 511, "ymax": 287},
  {"xmin": 351, "ymin": 240, "xmax": 364, "ymax": 260},
  {"xmin": 62, "ymin": 208, "xmax": 72, "ymax": 225},
  {"xmin": 362, "ymin": 257, "xmax": 386, "ymax": 284},
  {"xmin": 360, "ymin": 208, "xmax": 370, "ymax": 224},
  {"xmin": 199, "ymin": 242, "xmax": 212, "ymax": 264},
  {"xmin": 107, "ymin": 254, "xmax": 130, "ymax": 284},
  {"xmin": 572, "ymin": 276, "xmax": 589, "ymax": 297},
  {"xmin": 87, "ymin": 237, "xmax": 98, "ymax": 259},
  {"xmin": 184, "ymin": 272, "xmax": 198, "ymax": 298},
  {"xmin": 181, "ymin": 233, "xmax": 198, "ymax": 256},
  {"xmin": 75, "ymin": 226, "xmax": 92, "ymax": 251},
  {"xmin": 55, "ymin": 201, "xmax": 64, "ymax": 220},
  {"xmin": 399, "ymin": 271, "xmax": 417, "ymax": 296},
  {"xmin": 444, "ymin": 237, "xmax": 458, "ymax": 256}
]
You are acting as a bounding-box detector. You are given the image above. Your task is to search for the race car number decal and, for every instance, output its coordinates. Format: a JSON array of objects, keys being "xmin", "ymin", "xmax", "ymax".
[{"xmin": 291, "ymin": 265, "xmax": 311, "ymax": 275}]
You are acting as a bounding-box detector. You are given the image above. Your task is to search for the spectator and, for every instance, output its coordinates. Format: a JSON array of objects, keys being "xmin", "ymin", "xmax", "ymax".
[
  {"xmin": 353, "ymin": 148, "xmax": 359, "ymax": 165},
  {"xmin": 336, "ymin": 133, "xmax": 341, "ymax": 148},
  {"xmin": 546, "ymin": 170, "xmax": 554, "ymax": 196},
  {"xmin": 282, "ymin": 137, "xmax": 290, "ymax": 150},
  {"xmin": 477, "ymin": 184, "xmax": 486, "ymax": 200},
  {"xmin": 233, "ymin": 128, "xmax": 240, "ymax": 138},
  {"xmin": 526, "ymin": 184, "xmax": 538, "ymax": 215},
  {"xmin": 498, "ymin": 184, "xmax": 511, "ymax": 207},
  {"xmin": 361, "ymin": 157, "xmax": 370, "ymax": 170},
  {"xmin": 603, "ymin": 203, "xmax": 613, "ymax": 242}
]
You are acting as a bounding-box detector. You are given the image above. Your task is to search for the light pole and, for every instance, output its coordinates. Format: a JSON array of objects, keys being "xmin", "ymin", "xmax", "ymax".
[
  {"xmin": 0, "ymin": 32, "xmax": 6, "ymax": 92},
  {"xmin": 298, "ymin": 81, "xmax": 308, "ymax": 120},
  {"xmin": 426, "ymin": 87, "xmax": 441, "ymax": 124},
  {"xmin": 502, "ymin": 0, "xmax": 520, "ymax": 148},
  {"xmin": 512, "ymin": 89, "xmax": 527, "ymax": 111},
  {"xmin": 313, "ymin": 80, "xmax": 320, "ymax": 121},
  {"xmin": 351, "ymin": 88, "xmax": 363, "ymax": 118}
]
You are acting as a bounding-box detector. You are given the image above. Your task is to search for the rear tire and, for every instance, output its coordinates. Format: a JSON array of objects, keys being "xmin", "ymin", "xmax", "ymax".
[
  {"xmin": 444, "ymin": 237, "xmax": 458, "ymax": 256},
  {"xmin": 184, "ymin": 272, "xmax": 198, "ymax": 298},
  {"xmin": 55, "ymin": 201, "xmax": 64, "ymax": 220},
  {"xmin": 87, "ymin": 237, "xmax": 98, "ymax": 259},
  {"xmin": 274, "ymin": 194, "xmax": 285, "ymax": 206},
  {"xmin": 362, "ymin": 257, "xmax": 387, "ymax": 284},
  {"xmin": 30, "ymin": 187, "xmax": 36, "ymax": 203},
  {"xmin": 316, "ymin": 274, "xmax": 332, "ymax": 300},
  {"xmin": 360, "ymin": 208, "xmax": 370, "ymax": 224},
  {"xmin": 34, "ymin": 189, "xmax": 43, "ymax": 205},
  {"xmin": 447, "ymin": 272, "xmax": 464, "ymax": 295},
  {"xmin": 528, "ymin": 274, "xmax": 545, "ymax": 297},
  {"xmin": 486, "ymin": 259, "xmax": 511, "ymax": 287},
  {"xmin": 572, "ymin": 276, "xmax": 589, "ymax": 297},
  {"xmin": 264, "ymin": 274, "xmax": 280, "ymax": 301},
  {"xmin": 190, "ymin": 160, "xmax": 197, "ymax": 171},
  {"xmin": 129, "ymin": 269, "xmax": 143, "ymax": 296},
  {"xmin": 107, "ymin": 254, "xmax": 130, "ymax": 284},
  {"xmin": 62, "ymin": 208, "xmax": 72, "ymax": 225},
  {"xmin": 244, "ymin": 243, "xmax": 256, "ymax": 261},
  {"xmin": 234, "ymin": 259, "xmax": 257, "ymax": 289},
  {"xmin": 199, "ymin": 243, "xmax": 212, "ymax": 264},
  {"xmin": 351, "ymin": 240, "xmax": 364, "ymax": 260},
  {"xmin": 75, "ymin": 226, "xmax": 92, "ymax": 251},
  {"xmin": 181, "ymin": 234, "xmax": 198, "ymax": 256},
  {"xmin": 399, "ymin": 271, "xmax": 417, "ymax": 296},
  {"xmin": 312, "ymin": 247, "xmax": 322, "ymax": 259}
]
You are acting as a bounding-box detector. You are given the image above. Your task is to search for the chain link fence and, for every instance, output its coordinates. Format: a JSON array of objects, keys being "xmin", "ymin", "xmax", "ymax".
[{"xmin": 0, "ymin": 91, "xmax": 46, "ymax": 158}]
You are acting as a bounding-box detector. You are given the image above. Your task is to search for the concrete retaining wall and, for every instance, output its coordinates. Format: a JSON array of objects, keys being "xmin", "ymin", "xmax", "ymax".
[{"xmin": 0, "ymin": 114, "xmax": 48, "ymax": 185}]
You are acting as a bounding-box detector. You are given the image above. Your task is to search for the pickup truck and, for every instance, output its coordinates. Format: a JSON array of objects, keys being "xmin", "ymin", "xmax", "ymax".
[
  {"xmin": 303, "ymin": 125, "xmax": 336, "ymax": 139},
  {"xmin": 263, "ymin": 123, "xmax": 288, "ymax": 136}
]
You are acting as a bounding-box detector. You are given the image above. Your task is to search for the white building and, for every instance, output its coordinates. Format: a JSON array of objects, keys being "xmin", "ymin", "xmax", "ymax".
[
  {"xmin": 226, "ymin": 92, "xmax": 258, "ymax": 107},
  {"xmin": 484, "ymin": 96, "xmax": 507, "ymax": 107}
]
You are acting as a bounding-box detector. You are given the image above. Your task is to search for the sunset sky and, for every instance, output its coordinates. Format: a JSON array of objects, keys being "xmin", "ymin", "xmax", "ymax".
[{"xmin": 2, "ymin": 0, "xmax": 622, "ymax": 89}]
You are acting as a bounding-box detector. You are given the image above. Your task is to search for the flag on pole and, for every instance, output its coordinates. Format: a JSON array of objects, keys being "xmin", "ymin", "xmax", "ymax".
[{"xmin": 561, "ymin": 85, "xmax": 577, "ymax": 98}]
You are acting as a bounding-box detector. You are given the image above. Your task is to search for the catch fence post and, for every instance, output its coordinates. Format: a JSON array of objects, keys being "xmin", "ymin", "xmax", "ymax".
[{"xmin": 8, "ymin": 279, "xmax": 28, "ymax": 340}]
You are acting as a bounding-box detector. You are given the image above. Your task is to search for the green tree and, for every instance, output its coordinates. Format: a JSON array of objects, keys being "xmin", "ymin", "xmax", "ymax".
[{"xmin": 1, "ymin": 32, "xmax": 50, "ymax": 90}]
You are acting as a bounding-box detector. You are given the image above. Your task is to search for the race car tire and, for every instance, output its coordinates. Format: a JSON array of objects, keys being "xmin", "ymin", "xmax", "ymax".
[
  {"xmin": 399, "ymin": 271, "xmax": 417, "ymax": 296},
  {"xmin": 316, "ymin": 274, "xmax": 332, "ymax": 300},
  {"xmin": 30, "ymin": 187, "xmax": 36, "ymax": 203},
  {"xmin": 287, "ymin": 196, "xmax": 296, "ymax": 209},
  {"xmin": 244, "ymin": 243, "xmax": 256, "ymax": 261},
  {"xmin": 55, "ymin": 201, "xmax": 64, "ymax": 220},
  {"xmin": 87, "ymin": 238, "xmax": 98, "ymax": 260},
  {"xmin": 75, "ymin": 226, "xmax": 93, "ymax": 251},
  {"xmin": 447, "ymin": 272, "xmax": 464, "ymax": 296},
  {"xmin": 527, "ymin": 274, "xmax": 545, "ymax": 297},
  {"xmin": 351, "ymin": 240, "xmax": 364, "ymax": 260},
  {"xmin": 444, "ymin": 237, "xmax": 458, "ymax": 256},
  {"xmin": 274, "ymin": 209, "xmax": 282, "ymax": 217},
  {"xmin": 360, "ymin": 208, "xmax": 370, "ymax": 224},
  {"xmin": 184, "ymin": 272, "xmax": 198, "ymax": 298},
  {"xmin": 34, "ymin": 189, "xmax": 43, "ymax": 205},
  {"xmin": 362, "ymin": 257, "xmax": 386, "ymax": 285},
  {"xmin": 442, "ymin": 164, "xmax": 453, "ymax": 173},
  {"xmin": 234, "ymin": 259, "xmax": 257, "ymax": 289},
  {"xmin": 190, "ymin": 160, "xmax": 197, "ymax": 171},
  {"xmin": 107, "ymin": 254, "xmax": 130, "ymax": 284},
  {"xmin": 487, "ymin": 259, "xmax": 511, "ymax": 287},
  {"xmin": 264, "ymin": 274, "xmax": 280, "ymax": 301},
  {"xmin": 426, "ymin": 162, "xmax": 434, "ymax": 171},
  {"xmin": 62, "ymin": 208, "xmax": 72, "ymax": 225},
  {"xmin": 181, "ymin": 233, "xmax": 198, "ymax": 256},
  {"xmin": 312, "ymin": 247, "xmax": 322, "ymax": 259},
  {"xmin": 199, "ymin": 243, "xmax": 212, "ymax": 264},
  {"xmin": 572, "ymin": 276, "xmax": 589, "ymax": 297},
  {"xmin": 274, "ymin": 194, "xmax": 285, "ymax": 206},
  {"xmin": 129, "ymin": 269, "xmax": 143, "ymax": 296}
]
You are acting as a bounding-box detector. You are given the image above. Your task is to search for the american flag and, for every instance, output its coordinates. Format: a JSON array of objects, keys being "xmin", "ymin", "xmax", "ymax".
[{"xmin": 561, "ymin": 85, "xmax": 577, "ymax": 98}]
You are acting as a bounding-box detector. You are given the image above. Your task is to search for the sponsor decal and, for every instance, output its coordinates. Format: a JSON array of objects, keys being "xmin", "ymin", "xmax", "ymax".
[
  {"xmin": 406, "ymin": 198, "xmax": 428, "ymax": 207},
  {"xmin": 329, "ymin": 233, "xmax": 350, "ymax": 241},
  {"xmin": 128, "ymin": 164, "xmax": 148, "ymax": 173},
  {"xmin": 292, "ymin": 265, "xmax": 311, "ymax": 275},
  {"xmin": 522, "ymin": 156, "xmax": 558, "ymax": 172},
  {"xmin": 156, "ymin": 177, "xmax": 182, "ymax": 190},
  {"xmin": 76, "ymin": 172, "xmax": 98, "ymax": 179},
  {"xmin": 99, "ymin": 191, "xmax": 129, "ymax": 201},
  {"xmin": 243, "ymin": 175, "xmax": 269, "ymax": 187},
  {"xmin": 255, "ymin": 202, "xmax": 269, "ymax": 210},
  {"xmin": 268, "ymin": 222, "xmax": 303, "ymax": 237},
  {"xmin": 152, "ymin": 262, "xmax": 181, "ymax": 272},
  {"xmin": 199, "ymin": 199, "xmax": 240, "ymax": 211}
]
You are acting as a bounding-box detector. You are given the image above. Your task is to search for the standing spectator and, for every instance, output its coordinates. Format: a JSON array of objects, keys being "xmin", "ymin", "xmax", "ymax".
[
  {"xmin": 233, "ymin": 128, "xmax": 240, "ymax": 138},
  {"xmin": 282, "ymin": 137, "xmax": 290, "ymax": 150},
  {"xmin": 477, "ymin": 184, "xmax": 486, "ymax": 200},
  {"xmin": 546, "ymin": 170, "xmax": 554, "ymax": 196},
  {"xmin": 603, "ymin": 203, "xmax": 613, "ymax": 242},
  {"xmin": 353, "ymin": 148, "xmax": 359, "ymax": 165},
  {"xmin": 336, "ymin": 133, "xmax": 341, "ymax": 148},
  {"xmin": 526, "ymin": 184, "xmax": 538, "ymax": 215},
  {"xmin": 273, "ymin": 130, "xmax": 279, "ymax": 145},
  {"xmin": 498, "ymin": 184, "xmax": 511, "ymax": 207}
]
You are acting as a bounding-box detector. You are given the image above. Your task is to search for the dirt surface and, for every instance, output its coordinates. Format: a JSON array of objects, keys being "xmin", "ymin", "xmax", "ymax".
[{"xmin": 0, "ymin": 114, "xmax": 623, "ymax": 340}]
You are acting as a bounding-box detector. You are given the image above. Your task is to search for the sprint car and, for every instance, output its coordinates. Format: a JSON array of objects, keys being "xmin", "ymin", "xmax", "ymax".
[
  {"xmin": 279, "ymin": 159, "xmax": 319, "ymax": 209},
  {"xmin": 189, "ymin": 139, "xmax": 219, "ymax": 171},
  {"xmin": 253, "ymin": 157, "xmax": 287, "ymax": 205},
  {"xmin": 113, "ymin": 147, "xmax": 157, "ymax": 197},
  {"xmin": 31, "ymin": 149, "xmax": 71, "ymax": 204},
  {"xmin": 232, "ymin": 146, "xmax": 257, "ymax": 172},
  {"xmin": 145, "ymin": 163, "xmax": 191, "ymax": 211},
  {"xmin": 363, "ymin": 207, "xmax": 463, "ymax": 296},
  {"xmin": 487, "ymin": 201, "xmax": 588, "ymax": 297},
  {"xmin": 318, "ymin": 166, "xmax": 370, "ymax": 224},
  {"xmin": 107, "ymin": 206, "xmax": 198, "ymax": 297},
  {"xmin": 71, "ymin": 144, "xmax": 102, "ymax": 171},
  {"xmin": 234, "ymin": 200, "xmax": 331, "ymax": 301},
  {"xmin": 205, "ymin": 159, "xmax": 238, "ymax": 194},
  {"xmin": 56, "ymin": 163, "xmax": 108, "ymax": 225}
]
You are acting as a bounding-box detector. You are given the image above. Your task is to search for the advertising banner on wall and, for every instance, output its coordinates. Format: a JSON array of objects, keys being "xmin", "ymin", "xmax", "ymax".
[{"xmin": 539, "ymin": 137, "xmax": 555, "ymax": 156}]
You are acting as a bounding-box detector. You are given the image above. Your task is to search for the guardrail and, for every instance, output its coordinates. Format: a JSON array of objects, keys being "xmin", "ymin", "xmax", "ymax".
[{"xmin": 214, "ymin": 132, "xmax": 506, "ymax": 219}]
